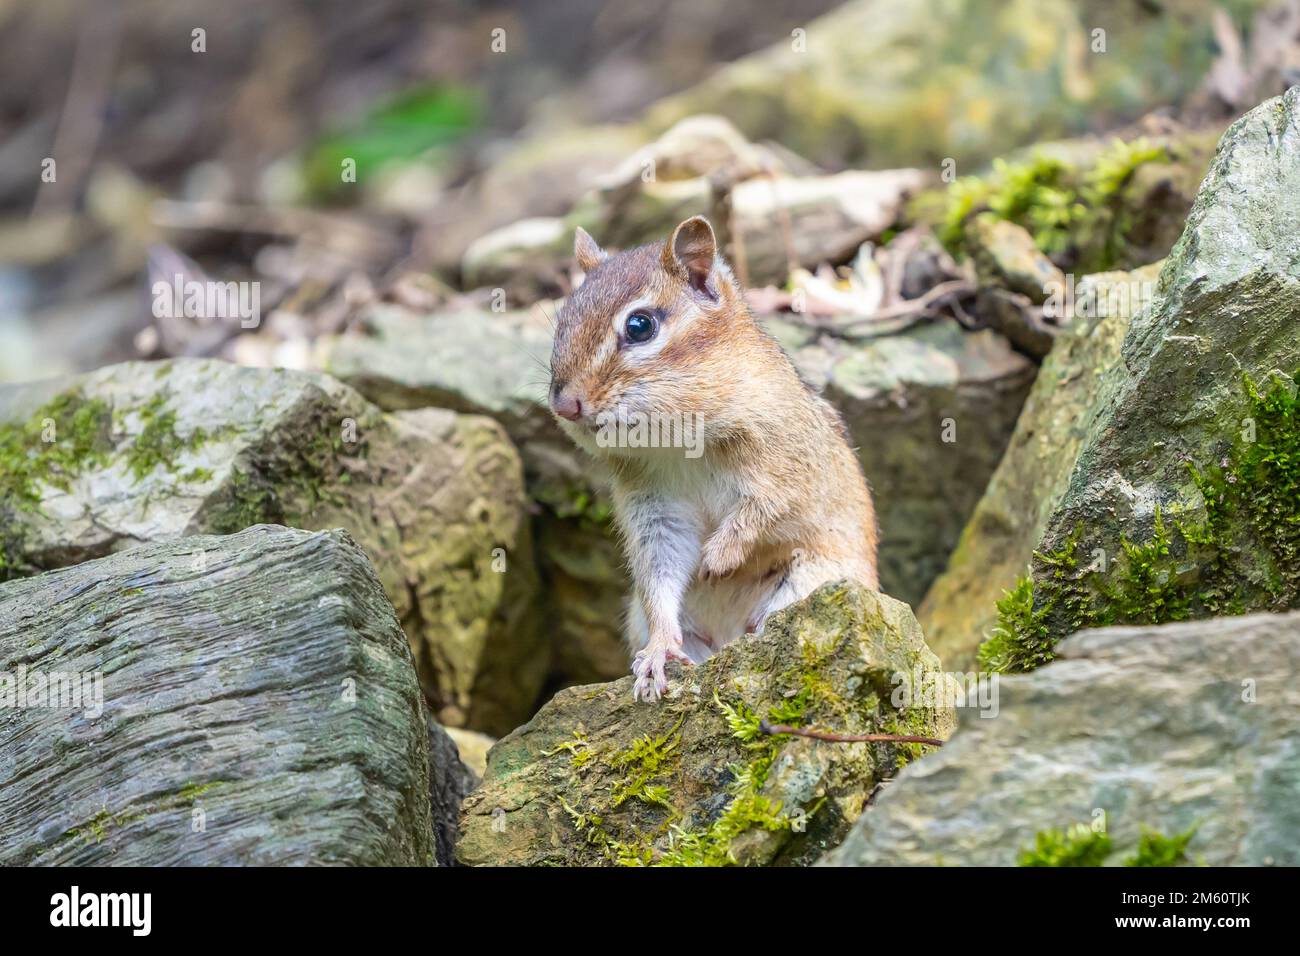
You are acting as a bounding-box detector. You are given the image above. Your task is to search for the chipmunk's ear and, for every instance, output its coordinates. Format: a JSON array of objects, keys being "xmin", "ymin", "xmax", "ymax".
[
  {"xmin": 574, "ymin": 227, "xmax": 607, "ymax": 272},
  {"xmin": 664, "ymin": 216, "xmax": 720, "ymax": 300}
]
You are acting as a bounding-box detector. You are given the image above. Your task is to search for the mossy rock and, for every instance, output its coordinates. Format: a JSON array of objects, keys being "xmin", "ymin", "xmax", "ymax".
[
  {"xmin": 918, "ymin": 262, "xmax": 1162, "ymax": 669},
  {"xmin": 0, "ymin": 358, "xmax": 541, "ymax": 735},
  {"xmin": 977, "ymin": 86, "xmax": 1300, "ymax": 670},
  {"xmin": 456, "ymin": 583, "xmax": 954, "ymax": 867}
]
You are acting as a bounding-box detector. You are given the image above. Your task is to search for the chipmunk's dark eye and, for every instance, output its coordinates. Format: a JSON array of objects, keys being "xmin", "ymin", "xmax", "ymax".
[{"xmin": 623, "ymin": 310, "xmax": 658, "ymax": 345}]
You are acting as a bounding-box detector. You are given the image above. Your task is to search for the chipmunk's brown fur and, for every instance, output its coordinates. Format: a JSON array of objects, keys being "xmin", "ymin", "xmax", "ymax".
[{"xmin": 549, "ymin": 216, "xmax": 878, "ymax": 701}]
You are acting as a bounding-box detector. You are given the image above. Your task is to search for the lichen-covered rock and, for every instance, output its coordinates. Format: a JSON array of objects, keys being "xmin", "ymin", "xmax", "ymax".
[
  {"xmin": 980, "ymin": 87, "xmax": 1300, "ymax": 671},
  {"xmin": 644, "ymin": 0, "xmax": 1267, "ymax": 170},
  {"xmin": 825, "ymin": 611, "xmax": 1300, "ymax": 866},
  {"xmin": 775, "ymin": 319, "xmax": 1037, "ymax": 606},
  {"xmin": 968, "ymin": 214, "xmax": 1066, "ymax": 303},
  {"xmin": 456, "ymin": 583, "xmax": 953, "ymax": 867},
  {"xmin": 0, "ymin": 525, "xmax": 434, "ymax": 865},
  {"xmin": 918, "ymin": 262, "xmax": 1162, "ymax": 669},
  {"xmin": 0, "ymin": 358, "xmax": 540, "ymax": 735}
]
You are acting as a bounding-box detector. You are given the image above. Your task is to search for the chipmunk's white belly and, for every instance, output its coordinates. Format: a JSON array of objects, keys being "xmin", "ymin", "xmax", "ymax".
[{"xmin": 681, "ymin": 574, "xmax": 774, "ymax": 657}]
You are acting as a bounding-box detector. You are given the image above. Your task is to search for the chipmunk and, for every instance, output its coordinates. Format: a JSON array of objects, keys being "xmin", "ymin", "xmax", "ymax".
[{"xmin": 548, "ymin": 216, "xmax": 879, "ymax": 702}]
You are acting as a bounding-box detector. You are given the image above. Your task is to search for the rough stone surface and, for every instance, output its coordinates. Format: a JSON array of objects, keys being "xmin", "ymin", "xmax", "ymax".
[
  {"xmin": 1028, "ymin": 86, "xmax": 1300, "ymax": 646},
  {"xmin": 825, "ymin": 611, "xmax": 1300, "ymax": 866},
  {"xmin": 918, "ymin": 262, "xmax": 1163, "ymax": 669},
  {"xmin": 457, "ymin": 583, "xmax": 953, "ymax": 867},
  {"xmin": 0, "ymin": 358, "xmax": 540, "ymax": 735},
  {"xmin": 0, "ymin": 525, "xmax": 434, "ymax": 865}
]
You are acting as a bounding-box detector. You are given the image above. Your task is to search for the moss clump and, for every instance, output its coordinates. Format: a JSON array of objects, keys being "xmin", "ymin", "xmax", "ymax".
[
  {"xmin": 554, "ymin": 692, "xmax": 812, "ymax": 868},
  {"xmin": 1018, "ymin": 823, "xmax": 1113, "ymax": 867},
  {"xmin": 1019, "ymin": 823, "xmax": 1197, "ymax": 867},
  {"xmin": 0, "ymin": 389, "xmax": 114, "ymax": 508},
  {"xmin": 927, "ymin": 138, "xmax": 1170, "ymax": 272},
  {"xmin": 123, "ymin": 392, "xmax": 212, "ymax": 482},
  {"xmin": 980, "ymin": 371, "xmax": 1300, "ymax": 672},
  {"xmin": 1123, "ymin": 825, "xmax": 1197, "ymax": 867},
  {"xmin": 0, "ymin": 389, "xmax": 114, "ymax": 580}
]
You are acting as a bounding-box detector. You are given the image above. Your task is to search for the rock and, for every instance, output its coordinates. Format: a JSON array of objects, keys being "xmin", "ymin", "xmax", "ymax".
[
  {"xmin": 0, "ymin": 358, "xmax": 541, "ymax": 735},
  {"xmin": 429, "ymin": 717, "xmax": 479, "ymax": 866},
  {"xmin": 824, "ymin": 611, "xmax": 1300, "ymax": 866},
  {"xmin": 644, "ymin": 0, "xmax": 1265, "ymax": 170},
  {"xmin": 971, "ymin": 288, "xmax": 1058, "ymax": 359},
  {"xmin": 0, "ymin": 525, "xmax": 434, "ymax": 865},
  {"xmin": 918, "ymin": 262, "xmax": 1163, "ymax": 668},
  {"xmin": 980, "ymin": 87, "xmax": 1300, "ymax": 670},
  {"xmin": 967, "ymin": 215, "xmax": 1065, "ymax": 303},
  {"xmin": 456, "ymin": 583, "xmax": 953, "ymax": 867},
  {"xmin": 775, "ymin": 318, "xmax": 1037, "ymax": 606},
  {"xmin": 324, "ymin": 305, "xmax": 631, "ymax": 687}
]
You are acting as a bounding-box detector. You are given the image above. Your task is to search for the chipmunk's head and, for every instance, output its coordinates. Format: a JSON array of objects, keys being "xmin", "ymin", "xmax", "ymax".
[{"xmin": 548, "ymin": 216, "xmax": 748, "ymax": 451}]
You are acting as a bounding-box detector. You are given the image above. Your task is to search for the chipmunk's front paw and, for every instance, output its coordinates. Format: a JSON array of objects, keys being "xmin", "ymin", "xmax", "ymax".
[
  {"xmin": 631, "ymin": 641, "xmax": 688, "ymax": 702},
  {"xmin": 699, "ymin": 532, "xmax": 745, "ymax": 581}
]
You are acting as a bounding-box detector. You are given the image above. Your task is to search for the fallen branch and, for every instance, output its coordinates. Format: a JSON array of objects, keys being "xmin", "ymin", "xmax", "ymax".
[{"xmin": 760, "ymin": 720, "xmax": 943, "ymax": 747}]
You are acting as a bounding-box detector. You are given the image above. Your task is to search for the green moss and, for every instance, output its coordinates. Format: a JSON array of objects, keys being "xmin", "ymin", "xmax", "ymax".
[
  {"xmin": 1019, "ymin": 822, "xmax": 1197, "ymax": 867},
  {"xmin": 0, "ymin": 389, "xmax": 113, "ymax": 508},
  {"xmin": 123, "ymin": 392, "xmax": 212, "ymax": 482},
  {"xmin": 657, "ymin": 697, "xmax": 802, "ymax": 867},
  {"xmin": 205, "ymin": 410, "xmax": 355, "ymax": 533},
  {"xmin": 1124, "ymin": 825, "xmax": 1197, "ymax": 867},
  {"xmin": 981, "ymin": 371, "xmax": 1300, "ymax": 672},
  {"xmin": 977, "ymin": 576, "xmax": 1051, "ymax": 673},
  {"xmin": 1018, "ymin": 824, "xmax": 1113, "ymax": 867},
  {"xmin": 607, "ymin": 717, "xmax": 683, "ymax": 811},
  {"xmin": 927, "ymin": 138, "xmax": 1171, "ymax": 272}
]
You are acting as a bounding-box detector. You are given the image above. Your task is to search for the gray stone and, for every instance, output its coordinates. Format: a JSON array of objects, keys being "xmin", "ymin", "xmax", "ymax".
[
  {"xmin": 0, "ymin": 525, "xmax": 434, "ymax": 865},
  {"xmin": 825, "ymin": 611, "xmax": 1300, "ymax": 866}
]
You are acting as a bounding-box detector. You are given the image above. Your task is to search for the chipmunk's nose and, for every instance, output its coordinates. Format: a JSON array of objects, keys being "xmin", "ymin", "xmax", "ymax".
[{"xmin": 549, "ymin": 382, "xmax": 584, "ymax": 421}]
